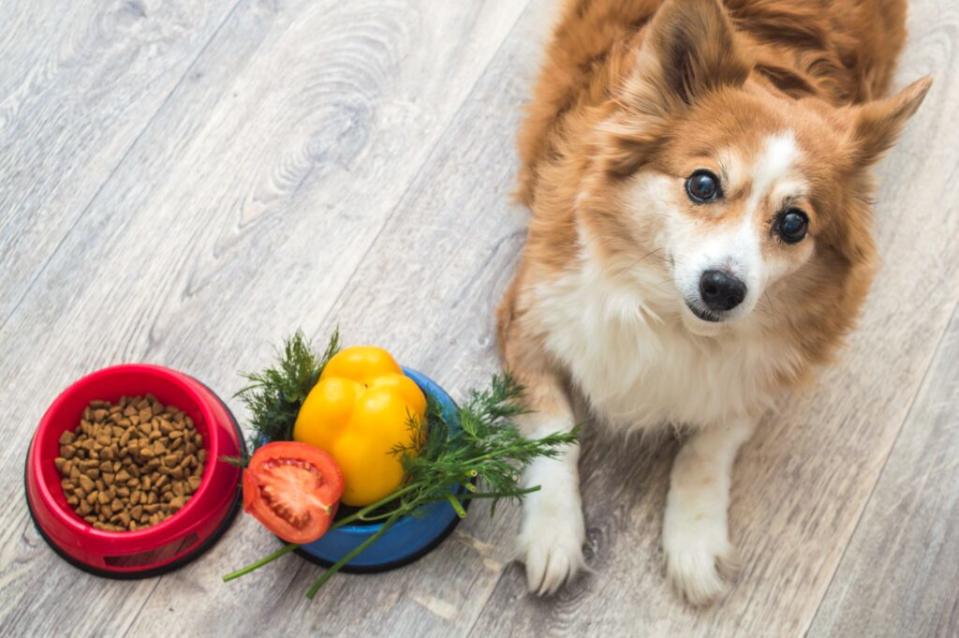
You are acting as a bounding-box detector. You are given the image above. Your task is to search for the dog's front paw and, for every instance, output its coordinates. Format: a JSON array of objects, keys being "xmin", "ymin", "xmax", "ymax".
[
  {"xmin": 515, "ymin": 456, "xmax": 586, "ymax": 596},
  {"xmin": 517, "ymin": 503, "xmax": 586, "ymax": 595},
  {"xmin": 664, "ymin": 528, "xmax": 740, "ymax": 606}
]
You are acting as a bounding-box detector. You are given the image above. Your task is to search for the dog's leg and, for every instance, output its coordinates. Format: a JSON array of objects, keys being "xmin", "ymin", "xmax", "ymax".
[
  {"xmin": 663, "ymin": 418, "xmax": 756, "ymax": 606},
  {"xmin": 512, "ymin": 369, "xmax": 585, "ymax": 595},
  {"xmin": 498, "ymin": 273, "xmax": 585, "ymax": 595}
]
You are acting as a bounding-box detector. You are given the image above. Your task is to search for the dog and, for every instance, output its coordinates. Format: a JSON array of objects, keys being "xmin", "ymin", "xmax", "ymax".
[{"xmin": 498, "ymin": 0, "xmax": 931, "ymax": 605}]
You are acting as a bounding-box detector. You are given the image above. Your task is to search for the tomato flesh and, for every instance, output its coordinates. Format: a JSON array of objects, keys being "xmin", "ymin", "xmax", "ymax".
[{"xmin": 243, "ymin": 441, "xmax": 344, "ymax": 544}]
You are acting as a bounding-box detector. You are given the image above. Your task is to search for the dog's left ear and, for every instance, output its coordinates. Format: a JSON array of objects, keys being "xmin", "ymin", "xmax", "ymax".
[
  {"xmin": 631, "ymin": 0, "xmax": 750, "ymax": 112},
  {"xmin": 847, "ymin": 77, "xmax": 933, "ymax": 168}
]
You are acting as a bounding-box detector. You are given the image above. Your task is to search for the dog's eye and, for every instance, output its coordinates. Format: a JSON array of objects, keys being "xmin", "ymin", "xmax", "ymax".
[
  {"xmin": 685, "ymin": 170, "xmax": 722, "ymax": 203},
  {"xmin": 776, "ymin": 208, "xmax": 809, "ymax": 244}
]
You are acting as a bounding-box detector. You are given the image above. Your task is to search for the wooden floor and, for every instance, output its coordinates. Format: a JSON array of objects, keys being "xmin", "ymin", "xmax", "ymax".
[{"xmin": 1, "ymin": 1, "xmax": 957, "ymax": 636}]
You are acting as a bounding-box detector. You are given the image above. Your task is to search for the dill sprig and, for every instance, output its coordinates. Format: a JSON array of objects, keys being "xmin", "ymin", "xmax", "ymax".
[
  {"xmin": 235, "ymin": 329, "xmax": 340, "ymax": 446},
  {"xmin": 222, "ymin": 332, "xmax": 578, "ymax": 598},
  {"xmin": 396, "ymin": 374, "xmax": 576, "ymax": 519}
]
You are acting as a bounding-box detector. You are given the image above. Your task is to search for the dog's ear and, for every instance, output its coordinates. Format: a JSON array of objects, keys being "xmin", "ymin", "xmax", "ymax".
[
  {"xmin": 601, "ymin": 0, "xmax": 750, "ymax": 176},
  {"xmin": 846, "ymin": 77, "xmax": 932, "ymax": 168},
  {"xmin": 629, "ymin": 0, "xmax": 750, "ymax": 112}
]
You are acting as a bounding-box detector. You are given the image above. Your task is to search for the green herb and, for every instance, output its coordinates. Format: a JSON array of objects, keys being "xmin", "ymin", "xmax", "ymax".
[
  {"xmin": 235, "ymin": 329, "xmax": 340, "ymax": 445},
  {"xmin": 222, "ymin": 333, "xmax": 578, "ymax": 599}
]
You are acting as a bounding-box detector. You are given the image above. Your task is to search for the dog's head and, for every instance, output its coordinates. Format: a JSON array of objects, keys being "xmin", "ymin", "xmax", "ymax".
[{"xmin": 582, "ymin": 0, "xmax": 930, "ymax": 351}]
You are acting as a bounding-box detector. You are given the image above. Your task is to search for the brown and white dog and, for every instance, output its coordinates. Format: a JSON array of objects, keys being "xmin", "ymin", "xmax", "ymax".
[{"xmin": 498, "ymin": 0, "xmax": 931, "ymax": 605}]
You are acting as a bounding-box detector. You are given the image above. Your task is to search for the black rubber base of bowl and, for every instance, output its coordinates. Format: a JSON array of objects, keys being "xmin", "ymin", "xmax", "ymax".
[
  {"xmin": 24, "ymin": 378, "xmax": 247, "ymax": 580},
  {"xmin": 292, "ymin": 495, "xmax": 471, "ymax": 574}
]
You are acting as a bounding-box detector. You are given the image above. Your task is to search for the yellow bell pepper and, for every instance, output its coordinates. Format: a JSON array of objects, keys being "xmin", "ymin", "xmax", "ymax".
[{"xmin": 293, "ymin": 346, "xmax": 427, "ymax": 506}]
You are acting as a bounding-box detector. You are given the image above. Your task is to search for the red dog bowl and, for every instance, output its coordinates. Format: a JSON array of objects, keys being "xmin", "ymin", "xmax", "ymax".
[{"xmin": 25, "ymin": 364, "xmax": 245, "ymax": 578}]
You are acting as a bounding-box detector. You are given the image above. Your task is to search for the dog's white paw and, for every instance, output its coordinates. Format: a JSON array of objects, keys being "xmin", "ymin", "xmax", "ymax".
[
  {"xmin": 664, "ymin": 526, "xmax": 740, "ymax": 606},
  {"xmin": 516, "ymin": 458, "xmax": 586, "ymax": 595},
  {"xmin": 517, "ymin": 505, "xmax": 586, "ymax": 595}
]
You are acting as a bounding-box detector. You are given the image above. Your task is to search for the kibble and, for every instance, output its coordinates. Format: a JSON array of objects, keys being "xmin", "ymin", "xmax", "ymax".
[{"xmin": 55, "ymin": 395, "xmax": 204, "ymax": 531}]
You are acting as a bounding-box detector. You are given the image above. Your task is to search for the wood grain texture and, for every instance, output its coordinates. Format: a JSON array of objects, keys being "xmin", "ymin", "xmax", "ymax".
[
  {"xmin": 0, "ymin": 0, "xmax": 957, "ymax": 636},
  {"xmin": 0, "ymin": 0, "xmax": 240, "ymax": 325},
  {"xmin": 123, "ymin": 2, "xmax": 550, "ymax": 636},
  {"xmin": 808, "ymin": 301, "xmax": 959, "ymax": 638},
  {"xmin": 0, "ymin": 0, "xmax": 532, "ymax": 636}
]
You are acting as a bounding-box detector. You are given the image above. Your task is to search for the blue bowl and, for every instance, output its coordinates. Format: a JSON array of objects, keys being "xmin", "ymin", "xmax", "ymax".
[{"xmin": 290, "ymin": 367, "xmax": 465, "ymax": 572}]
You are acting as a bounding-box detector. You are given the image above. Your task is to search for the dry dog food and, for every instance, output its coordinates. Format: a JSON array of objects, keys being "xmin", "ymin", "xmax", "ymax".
[{"xmin": 55, "ymin": 395, "xmax": 206, "ymax": 531}]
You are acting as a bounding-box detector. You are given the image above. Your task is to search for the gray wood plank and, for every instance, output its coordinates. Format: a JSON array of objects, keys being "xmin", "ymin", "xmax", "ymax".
[
  {"xmin": 0, "ymin": 0, "xmax": 240, "ymax": 325},
  {"xmin": 464, "ymin": 0, "xmax": 959, "ymax": 636},
  {"xmin": 123, "ymin": 2, "xmax": 552, "ymax": 636},
  {"xmin": 2, "ymin": 0, "xmax": 957, "ymax": 635},
  {"xmin": 808, "ymin": 301, "xmax": 959, "ymax": 638},
  {"xmin": 0, "ymin": 1, "xmax": 532, "ymax": 636}
]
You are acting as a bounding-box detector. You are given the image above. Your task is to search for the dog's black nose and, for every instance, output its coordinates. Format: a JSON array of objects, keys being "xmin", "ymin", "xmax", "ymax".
[{"xmin": 699, "ymin": 270, "xmax": 746, "ymax": 312}]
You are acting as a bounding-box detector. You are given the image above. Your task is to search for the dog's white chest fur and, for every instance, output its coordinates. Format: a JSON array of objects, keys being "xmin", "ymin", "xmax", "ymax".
[{"xmin": 530, "ymin": 249, "xmax": 788, "ymax": 429}]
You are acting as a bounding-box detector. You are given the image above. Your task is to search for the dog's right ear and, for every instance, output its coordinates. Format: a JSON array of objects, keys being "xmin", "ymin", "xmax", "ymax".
[
  {"xmin": 600, "ymin": 0, "xmax": 751, "ymax": 177},
  {"xmin": 626, "ymin": 0, "xmax": 750, "ymax": 114}
]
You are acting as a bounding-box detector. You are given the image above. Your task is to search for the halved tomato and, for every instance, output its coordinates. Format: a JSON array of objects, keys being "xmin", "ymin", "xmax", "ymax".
[{"xmin": 242, "ymin": 441, "xmax": 344, "ymax": 544}]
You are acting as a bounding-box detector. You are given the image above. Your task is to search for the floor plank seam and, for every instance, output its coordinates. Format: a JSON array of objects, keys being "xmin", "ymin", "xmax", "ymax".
[
  {"xmin": 802, "ymin": 294, "xmax": 959, "ymax": 636},
  {"xmin": 0, "ymin": 0, "xmax": 248, "ymax": 337},
  {"xmin": 462, "ymin": 562, "xmax": 516, "ymax": 638},
  {"xmin": 118, "ymin": 578, "xmax": 164, "ymax": 638}
]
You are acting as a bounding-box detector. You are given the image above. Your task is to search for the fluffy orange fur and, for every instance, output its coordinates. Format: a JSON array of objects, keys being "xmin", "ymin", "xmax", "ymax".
[
  {"xmin": 498, "ymin": 0, "xmax": 932, "ymax": 603},
  {"xmin": 502, "ymin": 0, "xmax": 930, "ymax": 387}
]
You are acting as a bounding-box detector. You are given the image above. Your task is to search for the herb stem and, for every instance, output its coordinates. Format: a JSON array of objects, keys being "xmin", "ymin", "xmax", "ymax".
[
  {"xmin": 329, "ymin": 484, "xmax": 420, "ymax": 529},
  {"xmin": 222, "ymin": 542, "xmax": 299, "ymax": 582},
  {"xmin": 460, "ymin": 486, "xmax": 540, "ymax": 500},
  {"xmin": 446, "ymin": 494, "xmax": 467, "ymax": 518},
  {"xmin": 305, "ymin": 512, "xmax": 402, "ymax": 598}
]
